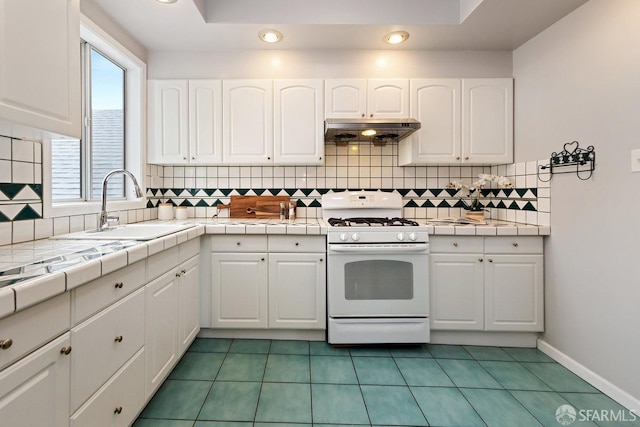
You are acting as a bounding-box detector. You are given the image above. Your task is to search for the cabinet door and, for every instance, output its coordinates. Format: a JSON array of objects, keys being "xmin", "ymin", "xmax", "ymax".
[
  {"xmin": 148, "ymin": 80, "xmax": 189, "ymax": 164},
  {"xmin": 178, "ymin": 256, "xmax": 200, "ymax": 354},
  {"xmin": 223, "ymin": 80, "xmax": 273, "ymax": 164},
  {"xmin": 0, "ymin": 333, "xmax": 71, "ymax": 427},
  {"xmin": 274, "ymin": 79, "xmax": 324, "ymax": 165},
  {"xmin": 0, "ymin": 0, "xmax": 81, "ymax": 138},
  {"xmin": 211, "ymin": 253, "xmax": 268, "ymax": 328},
  {"xmin": 429, "ymin": 253, "xmax": 484, "ymax": 330},
  {"xmin": 462, "ymin": 78, "xmax": 513, "ymax": 164},
  {"xmin": 189, "ymin": 80, "xmax": 223, "ymax": 164},
  {"xmin": 484, "ymin": 254, "xmax": 544, "ymax": 332},
  {"xmin": 399, "ymin": 79, "xmax": 461, "ymax": 165},
  {"xmin": 268, "ymin": 253, "xmax": 326, "ymax": 329},
  {"xmin": 145, "ymin": 270, "xmax": 180, "ymax": 397},
  {"xmin": 324, "ymin": 79, "xmax": 366, "ymax": 118},
  {"xmin": 367, "ymin": 79, "xmax": 409, "ymax": 118}
]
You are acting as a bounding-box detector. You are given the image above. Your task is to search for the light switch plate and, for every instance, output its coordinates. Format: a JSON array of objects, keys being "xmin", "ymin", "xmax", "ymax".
[{"xmin": 632, "ymin": 149, "xmax": 640, "ymax": 172}]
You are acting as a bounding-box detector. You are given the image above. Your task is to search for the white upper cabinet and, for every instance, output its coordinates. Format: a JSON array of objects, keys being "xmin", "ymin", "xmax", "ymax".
[
  {"xmin": 0, "ymin": 0, "xmax": 81, "ymax": 138},
  {"xmin": 399, "ymin": 79, "xmax": 461, "ymax": 165},
  {"xmin": 189, "ymin": 80, "xmax": 223, "ymax": 164},
  {"xmin": 274, "ymin": 79, "xmax": 324, "ymax": 165},
  {"xmin": 399, "ymin": 78, "xmax": 513, "ymax": 165},
  {"xmin": 223, "ymin": 79, "xmax": 274, "ymax": 165},
  {"xmin": 462, "ymin": 78, "xmax": 513, "ymax": 164},
  {"xmin": 148, "ymin": 79, "xmax": 222, "ymax": 164},
  {"xmin": 325, "ymin": 79, "xmax": 409, "ymax": 119}
]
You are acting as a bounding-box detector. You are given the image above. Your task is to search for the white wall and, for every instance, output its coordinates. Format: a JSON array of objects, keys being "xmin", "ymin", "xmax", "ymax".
[
  {"xmin": 513, "ymin": 0, "xmax": 640, "ymax": 405},
  {"xmin": 148, "ymin": 49, "xmax": 512, "ymax": 79}
]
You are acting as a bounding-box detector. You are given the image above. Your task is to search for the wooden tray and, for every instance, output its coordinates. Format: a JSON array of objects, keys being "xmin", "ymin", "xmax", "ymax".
[{"xmin": 218, "ymin": 195, "xmax": 290, "ymax": 219}]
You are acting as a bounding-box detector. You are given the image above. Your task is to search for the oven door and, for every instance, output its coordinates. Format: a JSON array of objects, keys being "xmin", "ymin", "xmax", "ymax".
[{"xmin": 327, "ymin": 243, "xmax": 429, "ymax": 317}]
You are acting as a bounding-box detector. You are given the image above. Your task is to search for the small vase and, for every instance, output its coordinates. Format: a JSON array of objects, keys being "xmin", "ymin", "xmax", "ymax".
[{"xmin": 464, "ymin": 210, "xmax": 485, "ymax": 222}]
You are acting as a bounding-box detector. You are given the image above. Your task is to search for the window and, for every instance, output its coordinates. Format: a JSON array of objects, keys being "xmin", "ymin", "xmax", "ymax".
[
  {"xmin": 51, "ymin": 43, "xmax": 126, "ymax": 202},
  {"xmin": 46, "ymin": 16, "xmax": 146, "ymax": 217}
]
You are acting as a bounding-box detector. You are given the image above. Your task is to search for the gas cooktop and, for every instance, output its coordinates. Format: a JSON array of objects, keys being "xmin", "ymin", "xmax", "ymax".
[{"xmin": 327, "ymin": 217, "xmax": 420, "ymax": 227}]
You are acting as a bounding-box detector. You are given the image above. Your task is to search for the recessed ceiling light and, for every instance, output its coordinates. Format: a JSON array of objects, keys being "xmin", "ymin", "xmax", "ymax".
[
  {"xmin": 259, "ymin": 29, "xmax": 283, "ymax": 43},
  {"xmin": 384, "ymin": 31, "xmax": 409, "ymax": 45},
  {"xmin": 156, "ymin": 0, "xmax": 177, "ymax": 3}
]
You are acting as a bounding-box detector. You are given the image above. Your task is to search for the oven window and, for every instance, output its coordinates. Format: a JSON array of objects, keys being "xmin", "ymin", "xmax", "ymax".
[{"xmin": 344, "ymin": 260, "xmax": 413, "ymax": 300}]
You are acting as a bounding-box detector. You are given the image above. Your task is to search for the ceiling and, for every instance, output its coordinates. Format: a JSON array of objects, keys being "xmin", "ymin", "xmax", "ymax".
[{"xmin": 92, "ymin": 0, "xmax": 588, "ymax": 52}]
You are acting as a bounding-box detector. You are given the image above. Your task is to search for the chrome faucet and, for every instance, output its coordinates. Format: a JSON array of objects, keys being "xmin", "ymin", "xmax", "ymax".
[{"xmin": 98, "ymin": 169, "xmax": 143, "ymax": 231}]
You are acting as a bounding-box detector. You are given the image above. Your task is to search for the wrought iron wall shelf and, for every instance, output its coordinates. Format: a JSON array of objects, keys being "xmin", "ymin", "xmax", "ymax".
[{"xmin": 538, "ymin": 141, "xmax": 595, "ymax": 182}]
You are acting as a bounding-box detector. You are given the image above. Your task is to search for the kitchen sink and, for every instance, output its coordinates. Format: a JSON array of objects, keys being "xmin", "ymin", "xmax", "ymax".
[{"xmin": 51, "ymin": 223, "xmax": 196, "ymax": 241}]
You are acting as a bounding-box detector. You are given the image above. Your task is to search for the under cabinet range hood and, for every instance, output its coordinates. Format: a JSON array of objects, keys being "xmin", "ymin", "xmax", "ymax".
[{"xmin": 324, "ymin": 118, "xmax": 421, "ymax": 146}]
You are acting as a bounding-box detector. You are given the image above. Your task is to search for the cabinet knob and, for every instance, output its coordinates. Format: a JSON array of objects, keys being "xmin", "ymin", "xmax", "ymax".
[
  {"xmin": 114, "ymin": 282, "xmax": 123, "ymax": 289},
  {"xmin": 114, "ymin": 407, "xmax": 123, "ymax": 415},
  {"xmin": 176, "ymin": 272, "xmax": 181, "ymax": 278},
  {"xmin": 60, "ymin": 346, "xmax": 72, "ymax": 355},
  {"xmin": 479, "ymin": 258, "xmax": 483, "ymax": 262},
  {"xmin": 261, "ymin": 257, "xmax": 265, "ymax": 262},
  {"xmin": 361, "ymin": 113, "xmax": 365, "ymax": 118},
  {"xmin": 319, "ymin": 258, "xmax": 323, "ymax": 262},
  {"xmin": 488, "ymin": 259, "xmax": 493, "ymax": 263},
  {"xmin": 512, "ymin": 242, "xmax": 519, "ymax": 247},
  {"xmin": 369, "ymin": 113, "xmax": 374, "ymax": 118},
  {"xmin": 453, "ymin": 242, "xmax": 458, "ymax": 247},
  {"xmin": 464, "ymin": 156, "xmax": 469, "ymax": 160},
  {"xmin": 0, "ymin": 338, "xmax": 13, "ymax": 350},
  {"xmin": 114, "ymin": 336, "xmax": 123, "ymax": 343},
  {"xmin": 191, "ymin": 156, "xmax": 195, "ymax": 160},
  {"xmin": 267, "ymin": 157, "xmax": 271, "ymax": 160},
  {"xmin": 319, "ymin": 157, "xmax": 322, "ymax": 160},
  {"xmin": 456, "ymin": 156, "xmax": 460, "ymax": 160},
  {"xmin": 183, "ymin": 157, "xmax": 187, "ymax": 160},
  {"xmin": 236, "ymin": 241, "xmax": 241, "ymax": 246},
  {"xmin": 295, "ymin": 242, "xmax": 299, "ymax": 246}
]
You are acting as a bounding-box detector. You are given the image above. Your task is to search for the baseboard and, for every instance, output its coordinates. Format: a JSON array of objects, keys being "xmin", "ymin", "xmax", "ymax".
[
  {"xmin": 198, "ymin": 328, "xmax": 326, "ymax": 341},
  {"xmin": 537, "ymin": 339, "xmax": 640, "ymax": 412},
  {"xmin": 430, "ymin": 331, "xmax": 539, "ymax": 347}
]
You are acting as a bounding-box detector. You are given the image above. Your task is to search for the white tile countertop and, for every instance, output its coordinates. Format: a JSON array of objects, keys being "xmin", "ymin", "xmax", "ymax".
[{"xmin": 0, "ymin": 217, "xmax": 549, "ymax": 320}]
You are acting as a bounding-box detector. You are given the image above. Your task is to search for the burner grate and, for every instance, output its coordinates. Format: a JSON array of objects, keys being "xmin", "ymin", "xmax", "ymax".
[{"xmin": 328, "ymin": 217, "xmax": 419, "ymax": 227}]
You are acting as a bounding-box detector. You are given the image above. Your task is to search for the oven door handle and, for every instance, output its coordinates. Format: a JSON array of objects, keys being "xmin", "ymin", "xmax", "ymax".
[{"xmin": 328, "ymin": 243, "xmax": 429, "ymax": 254}]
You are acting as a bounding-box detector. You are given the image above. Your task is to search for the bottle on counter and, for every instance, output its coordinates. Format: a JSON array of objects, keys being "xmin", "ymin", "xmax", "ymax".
[
  {"xmin": 280, "ymin": 201, "xmax": 286, "ymax": 222},
  {"xmin": 288, "ymin": 200, "xmax": 296, "ymax": 223}
]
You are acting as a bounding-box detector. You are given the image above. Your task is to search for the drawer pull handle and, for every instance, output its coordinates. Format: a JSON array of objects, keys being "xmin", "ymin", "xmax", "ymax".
[
  {"xmin": 114, "ymin": 336, "xmax": 123, "ymax": 343},
  {"xmin": 60, "ymin": 346, "xmax": 72, "ymax": 355},
  {"xmin": 512, "ymin": 242, "xmax": 519, "ymax": 247},
  {"xmin": 453, "ymin": 242, "xmax": 458, "ymax": 247},
  {"xmin": 0, "ymin": 338, "xmax": 13, "ymax": 350},
  {"xmin": 114, "ymin": 282, "xmax": 123, "ymax": 289},
  {"xmin": 114, "ymin": 407, "xmax": 123, "ymax": 415}
]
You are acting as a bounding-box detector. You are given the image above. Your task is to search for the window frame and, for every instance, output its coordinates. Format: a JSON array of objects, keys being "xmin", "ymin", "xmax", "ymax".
[{"xmin": 43, "ymin": 15, "xmax": 146, "ymax": 218}]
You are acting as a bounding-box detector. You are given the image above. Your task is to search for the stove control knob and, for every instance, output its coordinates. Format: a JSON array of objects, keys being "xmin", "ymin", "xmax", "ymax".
[
  {"xmin": 351, "ymin": 233, "xmax": 360, "ymax": 241},
  {"xmin": 408, "ymin": 233, "xmax": 417, "ymax": 241},
  {"xmin": 339, "ymin": 233, "xmax": 348, "ymax": 241},
  {"xmin": 397, "ymin": 233, "xmax": 405, "ymax": 241}
]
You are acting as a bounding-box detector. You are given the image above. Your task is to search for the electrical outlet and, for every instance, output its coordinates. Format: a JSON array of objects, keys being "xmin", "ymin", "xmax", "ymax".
[{"xmin": 632, "ymin": 149, "xmax": 640, "ymax": 173}]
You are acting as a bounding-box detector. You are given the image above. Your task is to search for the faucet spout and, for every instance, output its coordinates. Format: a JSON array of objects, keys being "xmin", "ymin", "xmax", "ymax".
[{"xmin": 98, "ymin": 169, "xmax": 143, "ymax": 231}]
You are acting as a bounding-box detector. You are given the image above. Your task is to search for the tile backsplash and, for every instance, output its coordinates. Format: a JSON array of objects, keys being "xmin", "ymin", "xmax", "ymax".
[{"xmin": 1, "ymin": 136, "xmax": 550, "ymax": 246}]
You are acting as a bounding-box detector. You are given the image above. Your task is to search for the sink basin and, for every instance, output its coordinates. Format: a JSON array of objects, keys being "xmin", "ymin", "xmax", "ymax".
[{"xmin": 52, "ymin": 223, "xmax": 196, "ymax": 241}]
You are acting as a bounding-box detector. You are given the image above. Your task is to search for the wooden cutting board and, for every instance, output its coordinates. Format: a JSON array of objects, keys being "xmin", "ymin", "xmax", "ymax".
[{"xmin": 221, "ymin": 195, "xmax": 290, "ymax": 218}]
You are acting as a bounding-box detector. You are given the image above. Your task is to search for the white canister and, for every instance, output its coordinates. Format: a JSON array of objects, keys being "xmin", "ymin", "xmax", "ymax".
[
  {"xmin": 175, "ymin": 206, "xmax": 188, "ymax": 220},
  {"xmin": 158, "ymin": 203, "xmax": 174, "ymax": 221}
]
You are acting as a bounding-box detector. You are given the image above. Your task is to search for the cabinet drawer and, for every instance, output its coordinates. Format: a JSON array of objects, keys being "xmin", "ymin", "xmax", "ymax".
[
  {"xmin": 484, "ymin": 237, "xmax": 543, "ymax": 254},
  {"xmin": 212, "ymin": 235, "xmax": 268, "ymax": 252},
  {"xmin": 70, "ymin": 348, "xmax": 145, "ymax": 427},
  {"xmin": 179, "ymin": 237, "xmax": 200, "ymax": 262},
  {"xmin": 70, "ymin": 288, "xmax": 145, "ymax": 413},
  {"xmin": 0, "ymin": 293, "xmax": 70, "ymax": 371},
  {"xmin": 429, "ymin": 236, "xmax": 483, "ymax": 253},
  {"xmin": 147, "ymin": 245, "xmax": 180, "ymax": 282},
  {"xmin": 72, "ymin": 261, "xmax": 146, "ymax": 325},
  {"xmin": 268, "ymin": 236, "xmax": 326, "ymax": 252}
]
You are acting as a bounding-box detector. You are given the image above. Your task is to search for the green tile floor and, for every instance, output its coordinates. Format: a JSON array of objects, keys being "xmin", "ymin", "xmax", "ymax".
[{"xmin": 133, "ymin": 339, "xmax": 638, "ymax": 427}]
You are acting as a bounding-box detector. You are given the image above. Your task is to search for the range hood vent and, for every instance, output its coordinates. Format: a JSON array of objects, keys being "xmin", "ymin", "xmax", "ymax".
[{"xmin": 324, "ymin": 118, "xmax": 421, "ymax": 145}]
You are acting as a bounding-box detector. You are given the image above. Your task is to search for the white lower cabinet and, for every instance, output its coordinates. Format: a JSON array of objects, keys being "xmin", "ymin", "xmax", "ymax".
[
  {"xmin": 70, "ymin": 348, "xmax": 145, "ymax": 427},
  {"xmin": 0, "ymin": 333, "xmax": 71, "ymax": 427},
  {"xmin": 70, "ymin": 287, "xmax": 145, "ymax": 413},
  {"xmin": 210, "ymin": 235, "xmax": 326, "ymax": 330},
  {"xmin": 430, "ymin": 236, "xmax": 544, "ymax": 332},
  {"xmin": 268, "ymin": 253, "xmax": 326, "ymax": 329},
  {"xmin": 145, "ymin": 252, "xmax": 200, "ymax": 397}
]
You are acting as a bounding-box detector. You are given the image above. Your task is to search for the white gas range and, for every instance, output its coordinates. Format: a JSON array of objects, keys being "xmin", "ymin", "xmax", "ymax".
[{"xmin": 322, "ymin": 190, "xmax": 430, "ymax": 344}]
